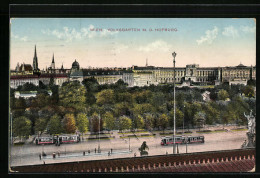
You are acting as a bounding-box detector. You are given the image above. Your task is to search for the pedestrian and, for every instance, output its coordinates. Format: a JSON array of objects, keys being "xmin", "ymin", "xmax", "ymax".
[
  {"xmin": 95, "ymin": 148, "xmax": 96, "ymax": 153},
  {"xmin": 83, "ymin": 151, "xmax": 85, "ymax": 156},
  {"xmin": 88, "ymin": 150, "xmax": 90, "ymax": 154},
  {"xmin": 43, "ymin": 161, "xmax": 45, "ymax": 165},
  {"xmin": 53, "ymin": 152, "xmax": 56, "ymax": 159},
  {"xmin": 166, "ymin": 151, "xmax": 168, "ymax": 155},
  {"xmin": 39, "ymin": 154, "xmax": 41, "ymax": 160},
  {"xmin": 108, "ymin": 151, "xmax": 110, "ymax": 156},
  {"xmin": 111, "ymin": 148, "xmax": 113, "ymax": 154},
  {"xmin": 134, "ymin": 153, "xmax": 136, "ymax": 157},
  {"xmin": 58, "ymin": 151, "xmax": 60, "ymax": 157}
]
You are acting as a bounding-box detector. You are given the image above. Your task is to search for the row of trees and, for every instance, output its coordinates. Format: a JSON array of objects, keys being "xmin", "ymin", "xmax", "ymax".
[{"xmin": 10, "ymin": 78, "xmax": 255, "ymax": 139}]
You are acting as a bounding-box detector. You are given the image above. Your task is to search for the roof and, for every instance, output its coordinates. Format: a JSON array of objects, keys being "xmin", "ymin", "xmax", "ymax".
[
  {"xmin": 39, "ymin": 73, "xmax": 69, "ymax": 78},
  {"xmin": 10, "ymin": 75, "xmax": 39, "ymax": 79},
  {"xmin": 19, "ymin": 64, "xmax": 33, "ymax": 71},
  {"xmin": 82, "ymin": 69, "xmax": 123, "ymax": 76},
  {"xmin": 11, "ymin": 148, "xmax": 255, "ymax": 173}
]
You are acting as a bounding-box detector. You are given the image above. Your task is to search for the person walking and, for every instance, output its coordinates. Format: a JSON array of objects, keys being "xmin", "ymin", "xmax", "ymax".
[
  {"xmin": 95, "ymin": 148, "xmax": 96, "ymax": 154},
  {"xmin": 111, "ymin": 148, "xmax": 113, "ymax": 154},
  {"xmin": 39, "ymin": 154, "xmax": 41, "ymax": 160}
]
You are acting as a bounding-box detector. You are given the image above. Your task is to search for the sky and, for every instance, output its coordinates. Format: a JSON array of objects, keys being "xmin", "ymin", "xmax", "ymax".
[{"xmin": 10, "ymin": 18, "xmax": 256, "ymax": 70}]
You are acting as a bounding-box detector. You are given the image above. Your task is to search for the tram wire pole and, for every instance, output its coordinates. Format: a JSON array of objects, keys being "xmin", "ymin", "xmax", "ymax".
[
  {"xmin": 172, "ymin": 51, "xmax": 177, "ymax": 154},
  {"xmin": 98, "ymin": 112, "xmax": 101, "ymax": 153}
]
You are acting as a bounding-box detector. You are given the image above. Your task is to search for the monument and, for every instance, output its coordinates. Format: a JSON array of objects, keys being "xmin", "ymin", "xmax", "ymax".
[{"xmin": 241, "ymin": 110, "xmax": 255, "ymax": 148}]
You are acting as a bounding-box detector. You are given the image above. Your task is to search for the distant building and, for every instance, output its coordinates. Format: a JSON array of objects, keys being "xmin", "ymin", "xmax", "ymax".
[
  {"xmin": 10, "ymin": 46, "xmax": 256, "ymax": 88},
  {"xmin": 83, "ymin": 69, "xmax": 123, "ymax": 85},
  {"xmin": 10, "ymin": 75, "xmax": 39, "ymax": 89},
  {"xmin": 70, "ymin": 59, "xmax": 84, "ymax": 83},
  {"xmin": 14, "ymin": 90, "xmax": 52, "ymax": 99}
]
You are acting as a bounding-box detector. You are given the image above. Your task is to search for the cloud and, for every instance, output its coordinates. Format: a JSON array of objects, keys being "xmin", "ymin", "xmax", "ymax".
[
  {"xmin": 222, "ymin": 26, "xmax": 239, "ymax": 38},
  {"xmin": 11, "ymin": 32, "xmax": 28, "ymax": 41},
  {"xmin": 240, "ymin": 26, "xmax": 256, "ymax": 33},
  {"xmin": 42, "ymin": 25, "xmax": 118, "ymax": 42},
  {"xmin": 138, "ymin": 40, "xmax": 172, "ymax": 52},
  {"xmin": 20, "ymin": 36, "xmax": 28, "ymax": 41},
  {"xmin": 113, "ymin": 44, "xmax": 128, "ymax": 54},
  {"xmin": 196, "ymin": 26, "xmax": 218, "ymax": 45}
]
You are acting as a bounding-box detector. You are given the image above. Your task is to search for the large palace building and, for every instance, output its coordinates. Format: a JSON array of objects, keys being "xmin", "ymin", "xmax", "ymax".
[{"xmin": 10, "ymin": 46, "xmax": 256, "ymax": 89}]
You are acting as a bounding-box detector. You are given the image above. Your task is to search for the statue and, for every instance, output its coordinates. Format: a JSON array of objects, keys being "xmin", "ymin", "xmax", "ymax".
[
  {"xmin": 244, "ymin": 110, "xmax": 255, "ymax": 134},
  {"xmin": 139, "ymin": 141, "xmax": 149, "ymax": 156},
  {"xmin": 242, "ymin": 110, "xmax": 255, "ymax": 148}
]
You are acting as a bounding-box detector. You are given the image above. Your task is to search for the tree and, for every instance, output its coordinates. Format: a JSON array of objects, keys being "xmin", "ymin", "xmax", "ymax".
[
  {"xmin": 76, "ymin": 113, "xmax": 89, "ymax": 139},
  {"xmin": 158, "ymin": 114, "xmax": 169, "ymax": 133},
  {"xmin": 32, "ymin": 93, "xmax": 50, "ymax": 108},
  {"xmin": 243, "ymin": 85, "xmax": 255, "ymax": 98},
  {"xmin": 34, "ymin": 117, "xmax": 48, "ymax": 136},
  {"xmin": 133, "ymin": 90, "xmax": 152, "ymax": 104},
  {"xmin": 13, "ymin": 116, "xmax": 32, "ymax": 140},
  {"xmin": 118, "ymin": 115, "xmax": 132, "ymax": 132},
  {"xmin": 169, "ymin": 108, "xmax": 184, "ymax": 128},
  {"xmin": 114, "ymin": 79, "xmax": 128, "ymax": 90},
  {"xmin": 133, "ymin": 115, "xmax": 145, "ymax": 130},
  {"xmin": 150, "ymin": 92, "xmax": 166, "ymax": 108},
  {"xmin": 62, "ymin": 113, "xmax": 77, "ymax": 134},
  {"xmin": 202, "ymin": 103, "xmax": 219, "ymax": 125},
  {"xmin": 103, "ymin": 112, "xmax": 116, "ymax": 131},
  {"xmin": 115, "ymin": 92, "xmax": 133, "ymax": 103},
  {"xmin": 218, "ymin": 89, "xmax": 229, "ymax": 101},
  {"xmin": 96, "ymin": 89, "xmax": 115, "ymax": 105},
  {"xmin": 132, "ymin": 103, "xmax": 155, "ymax": 116},
  {"xmin": 144, "ymin": 113, "xmax": 155, "ymax": 131},
  {"xmin": 59, "ymin": 81, "xmax": 86, "ymax": 112},
  {"xmin": 82, "ymin": 77, "xmax": 99, "ymax": 92},
  {"xmin": 19, "ymin": 82, "xmax": 38, "ymax": 91},
  {"xmin": 194, "ymin": 112, "xmax": 206, "ymax": 131},
  {"xmin": 47, "ymin": 114, "xmax": 62, "ymax": 135},
  {"xmin": 184, "ymin": 102, "xmax": 202, "ymax": 129},
  {"xmin": 90, "ymin": 112, "xmax": 103, "ymax": 133},
  {"xmin": 113, "ymin": 102, "xmax": 131, "ymax": 117}
]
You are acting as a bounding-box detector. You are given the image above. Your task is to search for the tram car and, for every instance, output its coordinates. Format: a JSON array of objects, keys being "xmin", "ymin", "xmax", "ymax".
[
  {"xmin": 161, "ymin": 135, "xmax": 204, "ymax": 146},
  {"xmin": 35, "ymin": 136, "xmax": 55, "ymax": 145},
  {"xmin": 35, "ymin": 135, "xmax": 80, "ymax": 145},
  {"xmin": 57, "ymin": 135, "xmax": 80, "ymax": 144}
]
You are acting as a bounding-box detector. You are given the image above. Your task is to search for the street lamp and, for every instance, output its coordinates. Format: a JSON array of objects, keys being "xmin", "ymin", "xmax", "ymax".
[
  {"xmin": 98, "ymin": 113, "xmax": 101, "ymax": 153},
  {"xmin": 172, "ymin": 51, "xmax": 177, "ymax": 154},
  {"xmin": 183, "ymin": 105, "xmax": 185, "ymax": 135}
]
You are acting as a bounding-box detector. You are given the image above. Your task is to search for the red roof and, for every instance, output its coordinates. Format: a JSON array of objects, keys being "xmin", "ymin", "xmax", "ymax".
[
  {"xmin": 10, "ymin": 75, "xmax": 39, "ymax": 79},
  {"xmin": 39, "ymin": 74, "xmax": 68, "ymax": 78},
  {"xmin": 11, "ymin": 149, "xmax": 255, "ymax": 173}
]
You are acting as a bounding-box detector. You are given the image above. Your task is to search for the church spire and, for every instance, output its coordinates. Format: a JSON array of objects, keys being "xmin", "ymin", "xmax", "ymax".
[
  {"xmin": 33, "ymin": 45, "xmax": 39, "ymax": 71},
  {"xmin": 52, "ymin": 53, "xmax": 55, "ymax": 63},
  {"xmin": 51, "ymin": 53, "xmax": 55, "ymax": 70}
]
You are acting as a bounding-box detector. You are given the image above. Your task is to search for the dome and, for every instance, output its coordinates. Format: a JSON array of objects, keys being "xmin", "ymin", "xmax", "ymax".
[
  {"xmin": 237, "ymin": 63, "xmax": 246, "ymax": 68},
  {"xmin": 72, "ymin": 59, "xmax": 80, "ymax": 69}
]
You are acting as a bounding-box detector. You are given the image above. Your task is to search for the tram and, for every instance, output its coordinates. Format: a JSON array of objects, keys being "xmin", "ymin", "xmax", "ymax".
[
  {"xmin": 35, "ymin": 135, "xmax": 80, "ymax": 145},
  {"xmin": 161, "ymin": 135, "xmax": 204, "ymax": 146}
]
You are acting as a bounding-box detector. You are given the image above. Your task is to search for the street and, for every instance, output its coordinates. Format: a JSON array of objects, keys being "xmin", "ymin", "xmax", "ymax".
[{"xmin": 10, "ymin": 127, "xmax": 247, "ymax": 167}]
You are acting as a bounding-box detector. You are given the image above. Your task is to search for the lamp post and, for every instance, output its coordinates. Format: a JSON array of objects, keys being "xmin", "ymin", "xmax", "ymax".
[
  {"xmin": 183, "ymin": 105, "xmax": 185, "ymax": 135},
  {"xmin": 172, "ymin": 51, "xmax": 177, "ymax": 154},
  {"xmin": 98, "ymin": 113, "xmax": 101, "ymax": 153}
]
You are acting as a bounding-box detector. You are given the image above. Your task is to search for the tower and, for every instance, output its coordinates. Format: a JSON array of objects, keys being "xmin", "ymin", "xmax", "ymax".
[
  {"xmin": 33, "ymin": 45, "xmax": 39, "ymax": 72},
  {"xmin": 146, "ymin": 58, "xmax": 148, "ymax": 67},
  {"xmin": 51, "ymin": 53, "xmax": 55, "ymax": 70}
]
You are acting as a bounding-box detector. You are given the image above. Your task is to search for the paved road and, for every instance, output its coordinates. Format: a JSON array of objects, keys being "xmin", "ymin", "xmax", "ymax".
[{"xmin": 9, "ymin": 128, "xmax": 247, "ymax": 167}]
